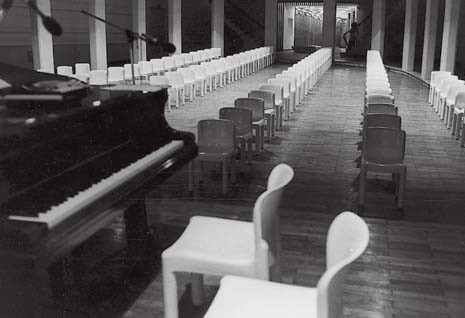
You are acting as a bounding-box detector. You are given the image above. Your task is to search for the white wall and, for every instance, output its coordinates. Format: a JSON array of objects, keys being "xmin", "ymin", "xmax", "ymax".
[{"xmin": 282, "ymin": 4, "xmax": 295, "ymax": 50}]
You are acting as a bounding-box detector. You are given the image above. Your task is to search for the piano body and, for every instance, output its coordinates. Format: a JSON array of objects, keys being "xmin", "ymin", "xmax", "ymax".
[{"xmin": 0, "ymin": 63, "xmax": 197, "ymax": 317}]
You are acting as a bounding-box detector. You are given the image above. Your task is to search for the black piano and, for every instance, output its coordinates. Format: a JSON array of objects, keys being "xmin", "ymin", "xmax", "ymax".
[{"xmin": 0, "ymin": 63, "xmax": 197, "ymax": 317}]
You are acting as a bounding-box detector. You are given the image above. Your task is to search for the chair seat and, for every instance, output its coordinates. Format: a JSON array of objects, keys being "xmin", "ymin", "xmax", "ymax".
[
  {"xmin": 204, "ymin": 276, "xmax": 317, "ymax": 318},
  {"xmin": 163, "ymin": 216, "xmax": 256, "ymax": 274}
]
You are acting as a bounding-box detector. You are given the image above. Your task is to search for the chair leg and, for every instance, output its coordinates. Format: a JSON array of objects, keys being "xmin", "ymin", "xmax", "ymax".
[
  {"xmin": 162, "ymin": 269, "xmax": 178, "ymax": 318},
  {"xmin": 188, "ymin": 161, "xmax": 194, "ymax": 192},
  {"xmin": 222, "ymin": 159, "xmax": 228, "ymax": 194},
  {"xmin": 397, "ymin": 168, "xmax": 407, "ymax": 209},
  {"xmin": 359, "ymin": 164, "xmax": 367, "ymax": 205},
  {"xmin": 191, "ymin": 273, "xmax": 204, "ymax": 306},
  {"xmin": 452, "ymin": 113, "xmax": 458, "ymax": 135},
  {"xmin": 461, "ymin": 122, "xmax": 465, "ymax": 147},
  {"xmin": 455, "ymin": 113, "xmax": 463, "ymax": 139}
]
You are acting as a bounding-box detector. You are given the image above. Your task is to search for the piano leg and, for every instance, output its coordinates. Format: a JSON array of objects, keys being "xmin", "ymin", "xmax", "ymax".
[{"xmin": 124, "ymin": 200, "xmax": 151, "ymax": 262}]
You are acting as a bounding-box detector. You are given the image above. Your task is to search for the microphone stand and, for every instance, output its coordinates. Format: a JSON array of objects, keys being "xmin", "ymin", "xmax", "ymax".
[{"xmin": 81, "ymin": 10, "xmax": 143, "ymax": 85}]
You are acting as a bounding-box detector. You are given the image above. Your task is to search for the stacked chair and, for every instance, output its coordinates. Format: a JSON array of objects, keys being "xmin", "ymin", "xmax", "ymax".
[
  {"xmin": 427, "ymin": 70, "xmax": 465, "ymax": 147},
  {"xmin": 358, "ymin": 50, "xmax": 407, "ymax": 210}
]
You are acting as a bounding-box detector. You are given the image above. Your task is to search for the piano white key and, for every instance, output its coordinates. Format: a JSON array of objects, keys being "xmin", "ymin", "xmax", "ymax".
[{"xmin": 9, "ymin": 140, "xmax": 185, "ymax": 228}]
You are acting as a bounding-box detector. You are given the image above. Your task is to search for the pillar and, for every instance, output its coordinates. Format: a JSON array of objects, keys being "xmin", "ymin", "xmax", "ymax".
[
  {"xmin": 211, "ymin": 0, "xmax": 224, "ymax": 54},
  {"xmin": 31, "ymin": 0, "xmax": 54, "ymax": 70},
  {"xmin": 421, "ymin": 0, "xmax": 439, "ymax": 80},
  {"xmin": 89, "ymin": 0, "xmax": 107, "ymax": 70},
  {"xmin": 371, "ymin": 0, "xmax": 386, "ymax": 56},
  {"xmin": 264, "ymin": 0, "xmax": 278, "ymax": 47},
  {"xmin": 402, "ymin": 0, "xmax": 418, "ymax": 71},
  {"xmin": 168, "ymin": 0, "xmax": 182, "ymax": 53},
  {"xmin": 132, "ymin": 0, "xmax": 146, "ymax": 62},
  {"xmin": 439, "ymin": 0, "xmax": 461, "ymax": 72},
  {"xmin": 322, "ymin": 0, "xmax": 336, "ymax": 50}
]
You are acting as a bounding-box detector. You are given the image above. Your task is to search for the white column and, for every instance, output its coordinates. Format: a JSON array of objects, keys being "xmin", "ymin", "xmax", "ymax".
[
  {"xmin": 168, "ymin": 0, "xmax": 182, "ymax": 53},
  {"xmin": 371, "ymin": 0, "xmax": 386, "ymax": 56},
  {"xmin": 89, "ymin": 0, "xmax": 107, "ymax": 70},
  {"xmin": 421, "ymin": 0, "xmax": 439, "ymax": 80},
  {"xmin": 132, "ymin": 0, "xmax": 146, "ymax": 62},
  {"xmin": 322, "ymin": 0, "xmax": 336, "ymax": 50},
  {"xmin": 211, "ymin": 0, "xmax": 224, "ymax": 54},
  {"xmin": 264, "ymin": 0, "xmax": 278, "ymax": 47},
  {"xmin": 31, "ymin": 0, "xmax": 54, "ymax": 70},
  {"xmin": 402, "ymin": 0, "xmax": 418, "ymax": 71},
  {"xmin": 439, "ymin": 0, "xmax": 461, "ymax": 72}
]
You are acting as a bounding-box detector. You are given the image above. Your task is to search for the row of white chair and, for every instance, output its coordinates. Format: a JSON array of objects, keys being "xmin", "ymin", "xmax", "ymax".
[
  {"xmin": 428, "ymin": 71, "xmax": 465, "ymax": 145},
  {"xmin": 148, "ymin": 47, "xmax": 274, "ymax": 111},
  {"xmin": 360, "ymin": 51, "xmax": 407, "ymax": 210}
]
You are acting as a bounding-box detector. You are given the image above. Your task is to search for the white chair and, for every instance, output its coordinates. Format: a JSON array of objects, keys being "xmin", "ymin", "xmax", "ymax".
[
  {"xmin": 164, "ymin": 71, "xmax": 185, "ymax": 108},
  {"xmin": 150, "ymin": 58, "xmax": 165, "ymax": 75},
  {"xmin": 149, "ymin": 75, "xmax": 172, "ymax": 111},
  {"xmin": 124, "ymin": 63, "xmax": 140, "ymax": 83},
  {"xmin": 162, "ymin": 56, "xmax": 176, "ymax": 71},
  {"xmin": 177, "ymin": 68, "xmax": 196, "ymax": 101},
  {"xmin": 75, "ymin": 63, "xmax": 90, "ymax": 76},
  {"xmin": 107, "ymin": 67, "xmax": 125, "ymax": 84},
  {"xmin": 201, "ymin": 62, "xmax": 218, "ymax": 91},
  {"xmin": 268, "ymin": 78, "xmax": 291, "ymax": 120},
  {"xmin": 88, "ymin": 70, "xmax": 108, "ymax": 85},
  {"xmin": 56, "ymin": 66, "xmax": 73, "ymax": 76},
  {"xmin": 189, "ymin": 65, "xmax": 208, "ymax": 97},
  {"xmin": 163, "ymin": 163, "xmax": 295, "ymax": 318},
  {"xmin": 173, "ymin": 54, "xmax": 185, "ymax": 69},
  {"xmin": 139, "ymin": 61, "xmax": 153, "ymax": 81},
  {"xmin": 203, "ymin": 211, "xmax": 369, "ymax": 318},
  {"xmin": 259, "ymin": 83, "xmax": 284, "ymax": 129}
]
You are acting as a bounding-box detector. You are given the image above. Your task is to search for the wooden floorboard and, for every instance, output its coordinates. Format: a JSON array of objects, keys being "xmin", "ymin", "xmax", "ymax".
[{"xmin": 65, "ymin": 64, "xmax": 465, "ymax": 317}]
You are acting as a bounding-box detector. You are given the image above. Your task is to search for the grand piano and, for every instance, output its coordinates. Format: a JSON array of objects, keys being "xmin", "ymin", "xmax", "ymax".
[{"xmin": 0, "ymin": 63, "xmax": 198, "ymax": 317}]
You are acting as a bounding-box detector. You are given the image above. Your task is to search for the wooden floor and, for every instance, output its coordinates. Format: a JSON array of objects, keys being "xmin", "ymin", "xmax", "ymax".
[{"xmin": 65, "ymin": 64, "xmax": 465, "ymax": 318}]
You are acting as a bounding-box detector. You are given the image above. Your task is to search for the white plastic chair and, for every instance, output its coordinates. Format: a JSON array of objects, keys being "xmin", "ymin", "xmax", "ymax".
[
  {"xmin": 268, "ymin": 78, "xmax": 291, "ymax": 120},
  {"xmin": 249, "ymin": 90, "xmax": 276, "ymax": 142},
  {"xmin": 162, "ymin": 56, "xmax": 176, "ymax": 71},
  {"xmin": 445, "ymin": 85, "xmax": 465, "ymax": 128},
  {"xmin": 56, "ymin": 66, "xmax": 73, "ymax": 76},
  {"xmin": 75, "ymin": 63, "xmax": 90, "ymax": 76},
  {"xmin": 139, "ymin": 61, "xmax": 153, "ymax": 81},
  {"xmin": 203, "ymin": 211, "xmax": 369, "ymax": 318},
  {"xmin": 124, "ymin": 63, "xmax": 140, "ymax": 83},
  {"xmin": 177, "ymin": 68, "xmax": 196, "ymax": 101},
  {"xmin": 189, "ymin": 65, "xmax": 208, "ymax": 97},
  {"xmin": 165, "ymin": 71, "xmax": 185, "ymax": 108},
  {"xmin": 107, "ymin": 67, "xmax": 125, "ymax": 84},
  {"xmin": 164, "ymin": 163, "xmax": 295, "ymax": 318},
  {"xmin": 259, "ymin": 84, "xmax": 284, "ymax": 130},
  {"xmin": 150, "ymin": 58, "xmax": 165, "ymax": 75},
  {"xmin": 88, "ymin": 70, "xmax": 108, "ymax": 85}
]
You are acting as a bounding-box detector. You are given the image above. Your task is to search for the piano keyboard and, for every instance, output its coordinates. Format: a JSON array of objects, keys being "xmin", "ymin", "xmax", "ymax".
[{"xmin": 8, "ymin": 140, "xmax": 184, "ymax": 229}]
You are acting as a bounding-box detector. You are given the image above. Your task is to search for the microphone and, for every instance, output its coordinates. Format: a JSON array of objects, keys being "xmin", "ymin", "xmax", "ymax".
[
  {"xmin": 0, "ymin": 0, "xmax": 15, "ymax": 22},
  {"xmin": 141, "ymin": 33, "xmax": 176, "ymax": 54},
  {"xmin": 26, "ymin": 0, "xmax": 62, "ymax": 36}
]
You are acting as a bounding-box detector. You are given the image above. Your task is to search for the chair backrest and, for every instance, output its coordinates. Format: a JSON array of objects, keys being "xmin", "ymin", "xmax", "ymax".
[
  {"xmin": 258, "ymin": 84, "xmax": 283, "ymax": 105},
  {"xmin": 446, "ymin": 82, "xmax": 465, "ymax": 101},
  {"xmin": 366, "ymin": 94, "xmax": 394, "ymax": 104},
  {"xmin": 139, "ymin": 61, "xmax": 153, "ymax": 76},
  {"xmin": 149, "ymin": 75, "xmax": 169, "ymax": 86},
  {"xmin": 150, "ymin": 58, "xmax": 165, "ymax": 72},
  {"xmin": 316, "ymin": 211, "xmax": 369, "ymax": 318},
  {"xmin": 177, "ymin": 68, "xmax": 196, "ymax": 83},
  {"xmin": 219, "ymin": 107, "xmax": 252, "ymax": 137},
  {"xmin": 253, "ymin": 164, "xmax": 294, "ymax": 275},
  {"xmin": 234, "ymin": 97, "xmax": 265, "ymax": 122},
  {"xmin": 56, "ymin": 66, "xmax": 73, "ymax": 76},
  {"xmin": 248, "ymin": 90, "xmax": 275, "ymax": 110},
  {"xmin": 107, "ymin": 67, "xmax": 124, "ymax": 83},
  {"xmin": 88, "ymin": 70, "xmax": 108, "ymax": 85},
  {"xmin": 364, "ymin": 114, "xmax": 401, "ymax": 130},
  {"xmin": 363, "ymin": 127, "xmax": 406, "ymax": 164},
  {"xmin": 276, "ymin": 74, "xmax": 296, "ymax": 91},
  {"xmin": 75, "ymin": 63, "xmax": 90, "ymax": 75},
  {"xmin": 455, "ymin": 91, "xmax": 465, "ymax": 109},
  {"xmin": 124, "ymin": 63, "xmax": 140, "ymax": 78},
  {"xmin": 365, "ymin": 103, "xmax": 398, "ymax": 115},
  {"xmin": 366, "ymin": 87, "xmax": 392, "ymax": 96},
  {"xmin": 268, "ymin": 78, "xmax": 290, "ymax": 97},
  {"xmin": 165, "ymin": 71, "xmax": 184, "ymax": 88},
  {"xmin": 173, "ymin": 54, "xmax": 185, "ymax": 68},
  {"xmin": 197, "ymin": 119, "xmax": 235, "ymax": 154},
  {"xmin": 161, "ymin": 56, "xmax": 175, "ymax": 69}
]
